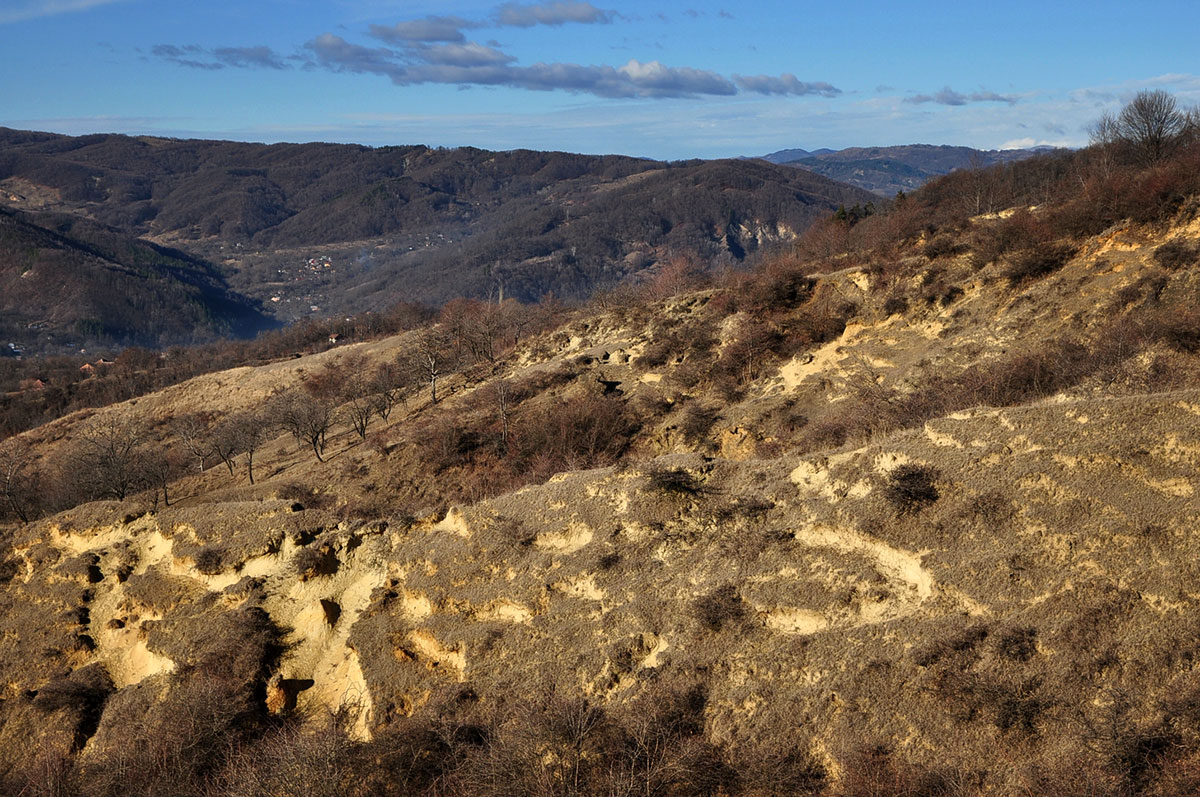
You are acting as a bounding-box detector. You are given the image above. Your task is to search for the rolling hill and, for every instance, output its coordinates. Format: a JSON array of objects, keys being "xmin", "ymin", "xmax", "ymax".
[
  {"xmin": 2, "ymin": 122, "xmax": 1200, "ymax": 793},
  {"xmin": 0, "ymin": 129, "xmax": 876, "ymax": 323},
  {"xmin": 0, "ymin": 207, "xmax": 275, "ymax": 353}
]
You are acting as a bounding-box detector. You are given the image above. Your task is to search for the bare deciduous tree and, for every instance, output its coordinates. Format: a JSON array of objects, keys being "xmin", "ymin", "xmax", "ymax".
[
  {"xmin": 64, "ymin": 417, "xmax": 148, "ymax": 501},
  {"xmin": 216, "ymin": 411, "xmax": 273, "ymax": 483},
  {"xmin": 0, "ymin": 437, "xmax": 40, "ymax": 523},
  {"xmin": 269, "ymin": 392, "xmax": 333, "ymax": 462},
  {"xmin": 211, "ymin": 418, "xmax": 243, "ymax": 477},
  {"xmin": 413, "ymin": 327, "xmax": 455, "ymax": 404},
  {"xmin": 335, "ymin": 354, "xmax": 377, "ymax": 441},
  {"xmin": 1091, "ymin": 89, "xmax": 1195, "ymax": 164},
  {"xmin": 492, "ymin": 379, "xmax": 513, "ymax": 449},
  {"xmin": 142, "ymin": 445, "xmax": 186, "ymax": 509},
  {"xmin": 171, "ymin": 412, "xmax": 216, "ymax": 473},
  {"xmin": 370, "ymin": 360, "xmax": 409, "ymax": 422}
]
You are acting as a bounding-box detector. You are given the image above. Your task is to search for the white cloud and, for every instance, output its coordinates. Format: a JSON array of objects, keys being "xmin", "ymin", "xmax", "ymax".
[{"xmin": 999, "ymin": 137, "xmax": 1072, "ymax": 150}]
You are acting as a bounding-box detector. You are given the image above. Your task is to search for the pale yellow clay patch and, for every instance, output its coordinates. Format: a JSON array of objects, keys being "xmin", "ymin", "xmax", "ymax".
[
  {"xmin": 763, "ymin": 607, "xmax": 829, "ymax": 635},
  {"xmin": 98, "ymin": 623, "xmax": 175, "ymax": 688},
  {"xmin": 924, "ymin": 424, "xmax": 964, "ymax": 449},
  {"xmin": 401, "ymin": 590, "xmax": 433, "ymax": 619},
  {"xmin": 474, "ymin": 599, "xmax": 533, "ymax": 623},
  {"xmin": 310, "ymin": 648, "xmax": 375, "ymax": 741},
  {"xmin": 433, "ymin": 507, "xmax": 472, "ymax": 538},
  {"xmin": 535, "ymin": 521, "xmax": 593, "ymax": 553},
  {"xmin": 553, "ymin": 573, "xmax": 605, "ymax": 601},
  {"xmin": 405, "ymin": 630, "xmax": 467, "ymax": 681},
  {"xmin": 1144, "ymin": 477, "xmax": 1194, "ymax": 497},
  {"xmin": 640, "ymin": 635, "xmax": 669, "ymax": 669},
  {"xmin": 790, "ymin": 460, "xmax": 851, "ymax": 502},
  {"xmin": 779, "ymin": 325, "xmax": 864, "ymax": 389},
  {"xmin": 793, "ymin": 523, "xmax": 934, "ymax": 601}
]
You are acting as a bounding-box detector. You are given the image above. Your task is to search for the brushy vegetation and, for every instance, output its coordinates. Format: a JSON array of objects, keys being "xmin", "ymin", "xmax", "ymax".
[{"xmin": 6, "ymin": 92, "xmax": 1200, "ymax": 796}]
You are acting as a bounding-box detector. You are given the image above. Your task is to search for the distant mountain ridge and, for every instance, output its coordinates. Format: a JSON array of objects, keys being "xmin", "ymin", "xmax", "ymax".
[
  {"xmin": 0, "ymin": 129, "xmax": 876, "ymax": 331},
  {"xmin": 757, "ymin": 147, "xmax": 838, "ymax": 164},
  {"xmin": 758, "ymin": 143, "xmax": 1058, "ymax": 196}
]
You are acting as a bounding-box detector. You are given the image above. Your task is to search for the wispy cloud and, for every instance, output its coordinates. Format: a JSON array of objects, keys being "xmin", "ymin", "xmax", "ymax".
[
  {"xmin": 305, "ymin": 33, "xmax": 737, "ymax": 99},
  {"xmin": 152, "ymin": 0, "xmax": 837, "ymax": 103},
  {"xmin": 153, "ymin": 44, "xmax": 291, "ymax": 71},
  {"xmin": 733, "ymin": 74, "xmax": 841, "ymax": 97},
  {"xmin": 1069, "ymin": 73, "xmax": 1200, "ymax": 106},
  {"xmin": 368, "ymin": 16, "xmax": 475, "ymax": 44},
  {"xmin": 0, "ymin": 0, "xmax": 126, "ymax": 24},
  {"xmin": 494, "ymin": 1, "xmax": 615, "ymax": 27},
  {"xmin": 905, "ymin": 86, "xmax": 1017, "ymax": 106}
]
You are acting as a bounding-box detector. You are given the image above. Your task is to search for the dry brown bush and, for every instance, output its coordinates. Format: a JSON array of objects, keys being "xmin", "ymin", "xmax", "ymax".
[
  {"xmin": 1153, "ymin": 239, "xmax": 1200, "ymax": 270},
  {"xmin": 837, "ymin": 743, "xmax": 963, "ymax": 797},
  {"xmin": 1004, "ymin": 242, "xmax": 1078, "ymax": 284},
  {"xmin": 693, "ymin": 584, "xmax": 747, "ymax": 633}
]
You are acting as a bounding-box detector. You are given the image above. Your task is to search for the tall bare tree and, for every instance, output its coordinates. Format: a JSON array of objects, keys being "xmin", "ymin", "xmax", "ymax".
[
  {"xmin": 171, "ymin": 412, "xmax": 216, "ymax": 473},
  {"xmin": 214, "ymin": 411, "xmax": 273, "ymax": 483},
  {"xmin": 370, "ymin": 360, "xmax": 410, "ymax": 422},
  {"xmin": 64, "ymin": 417, "xmax": 148, "ymax": 501},
  {"xmin": 269, "ymin": 392, "xmax": 333, "ymax": 462},
  {"xmin": 1091, "ymin": 89, "xmax": 1194, "ymax": 164},
  {"xmin": 413, "ymin": 327, "xmax": 455, "ymax": 404},
  {"xmin": 0, "ymin": 437, "xmax": 39, "ymax": 523}
]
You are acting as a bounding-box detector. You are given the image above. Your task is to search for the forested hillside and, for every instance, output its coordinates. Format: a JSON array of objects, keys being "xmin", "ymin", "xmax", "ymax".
[
  {"xmin": 0, "ymin": 130, "xmax": 874, "ymax": 320},
  {"xmin": 0, "ymin": 207, "xmax": 274, "ymax": 352}
]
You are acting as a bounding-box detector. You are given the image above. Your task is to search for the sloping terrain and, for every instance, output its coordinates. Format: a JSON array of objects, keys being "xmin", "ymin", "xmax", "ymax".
[
  {"xmin": 0, "ymin": 129, "xmax": 875, "ymax": 320},
  {"xmin": 3, "ymin": 186, "xmax": 1200, "ymax": 793},
  {"xmin": 0, "ymin": 208, "xmax": 275, "ymax": 352}
]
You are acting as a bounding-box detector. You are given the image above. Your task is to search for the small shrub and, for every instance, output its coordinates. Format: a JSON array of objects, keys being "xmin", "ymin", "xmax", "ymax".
[
  {"xmin": 968, "ymin": 490, "xmax": 1014, "ymax": 526},
  {"xmin": 1153, "ymin": 239, "xmax": 1200, "ymax": 271},
  {"xmin": 972, "ymin": 209, "xmax": 1047, "ymax": 266},
  {"xmin": 922, "ymin": 235, "xmax": 966, "ymax": 260},
  {"xmin": 883, "ymin": 464, "xmax": 940, "ymax": 514},
  {"xmin": 694, "ymin": 584, "xmax": 746, "ymax": 632},
  {"xmin": 838, "ymin": 743, "xmax": 956, "ymax": 797},
  {"xmin": 882, "ymin": 293, "xmax": 908, "ymax": 316},
  {"xmin": 921, "ymin": 279, "xmax": 964, "ymax": 307},
  {"xmin": 292, "ymin": 541, "xmax": 339, "ymax": 580},
  {"xmin": 1005, "ymin": 242, "xmax": 1077, "ymax": 284},
  {"xmin": 193, "ymin": 546, "xmax": 225, "ymax": 575},
  {"xmin": 996, "ymin": 626, "xmax": 1038, "ymax": 662},
  {"xmin": 727, "ymin": 495, "xmax": 775, "ymax": 519},
  {"xmin": 911, "ymin": 624, "xmax": 989, "ymax": 667},
  {"xmin": 990, "ymin": 677, "xmax": 1048, "ymax": 736},
  {"xmin": 1143, "ymin": 306, "xmax": 1200, "ymax": 353},
  {"xmin": 647, "ymin": 467, "xmax": 705, "ymax": 496},
  {"xmin": 677, "ymin": 403, "xmax": 721, "ymax": 445}
]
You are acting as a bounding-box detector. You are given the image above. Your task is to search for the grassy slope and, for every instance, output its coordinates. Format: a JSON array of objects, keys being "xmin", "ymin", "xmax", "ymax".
[{"xmin": 3, "ymin": 202, "xmax": 1200, "ymax": 792}]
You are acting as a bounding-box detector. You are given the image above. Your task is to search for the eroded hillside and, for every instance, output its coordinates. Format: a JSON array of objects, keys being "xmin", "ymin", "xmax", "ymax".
[{"xmin": 4, "ymin": 197, "xmax": 1200, "ymax": 794}]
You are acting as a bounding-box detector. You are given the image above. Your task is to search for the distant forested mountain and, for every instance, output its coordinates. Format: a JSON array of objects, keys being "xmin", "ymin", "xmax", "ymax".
[
  {"xmin": 0, "ymin": 207, "xmax": 275, "ymax": 353},
  {"xmin": 0, "ymin": 129, "xmax": 875, "ymax": 324},
  {"xmin": 759, "ymin": 144, "xmax": 1056, "ymax": 196}
]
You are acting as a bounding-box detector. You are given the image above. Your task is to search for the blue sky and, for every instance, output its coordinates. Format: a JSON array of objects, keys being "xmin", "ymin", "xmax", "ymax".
[{"xmin": 2, "ymin": 0, "xmax": 1198, "ymax": 159}]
